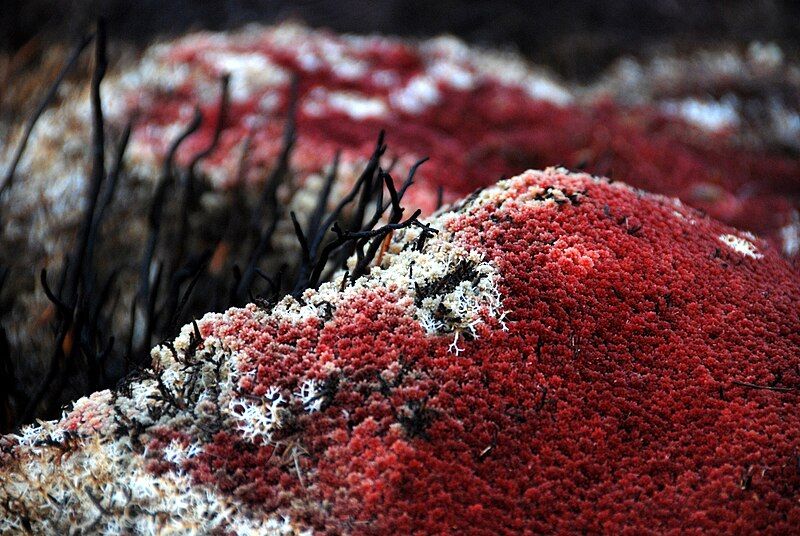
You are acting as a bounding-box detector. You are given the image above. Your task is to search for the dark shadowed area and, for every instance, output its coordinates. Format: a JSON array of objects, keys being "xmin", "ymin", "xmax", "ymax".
[{"xmin": 3, "ymin": 0, "xmax": 800, "ymax": 80}]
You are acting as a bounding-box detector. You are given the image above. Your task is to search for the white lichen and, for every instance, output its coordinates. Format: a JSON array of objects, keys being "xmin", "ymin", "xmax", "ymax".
[
  {"xmin": 228, "ymin": 385, "xmax": 287, "ymax": 444},
  {"xmin": 0, "ymin": 433, "xmax": 308, "ymax": 534},
  {"xmin": 779, "ymin": 211, "xmax": 800, "ymax": 257},
  {"xmin": 719, "ymin": 233, "xmax": 764, "ymax": 259},
  {"xmin": 294, "ymin": 379, "xmax": 324, "ymax": 413},
  {"xmin": 662, "ymin": 96, "xmax": 740, "ymax": 132},
  {"xmin": 390, "ymin": 75, "xmax": 441, "ymax": 113}
]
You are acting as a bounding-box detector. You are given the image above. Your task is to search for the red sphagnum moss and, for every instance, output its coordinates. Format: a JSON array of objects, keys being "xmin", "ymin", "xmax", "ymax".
[
  {"xmin": 3, "ymin": 24, "xmax": 798, "ymax": 429},
  {"xmin": 118, "ymin": 25, "xmax": 800, "ymax": 257},
  {"xmin": 5, "ymin": 24, "xmax": 799, "ymax": 264},
  {"xmin": 2, "ymin": 168, "xmax": 798, "ymax": 534}
]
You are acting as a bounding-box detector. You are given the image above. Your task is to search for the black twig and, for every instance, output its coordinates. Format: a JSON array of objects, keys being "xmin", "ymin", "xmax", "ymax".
[
  {"xmin": 1, "ymin": 33, "xmax": 95, "ymax": 194},
  {"xmin": 92, "ymin": 118, "xmax": 133, "ymax": 238},
  {"xmin": 292, "ymin": 153, "xmax": 340, "ymax": 294},
  {"xmin": 435, "ymin": 185, "xmax": 444, "ymax": 211},
  {"xmin": 236, "ymin": 78, "xmax": 299, "ymax": 303},
  {"xmin": 174, "ymin": 75, "xmax": 230, "ymax": 271},
  {"xmin": 86, "ymin": 117, "xmax": 133, "ymax": 275},
  {"xmin": 139, "ymin": 107, "xmax": 203, "ymax": 304},
  {"xmin": 732, "ymin": 381, "xmax": 796, "ymax": 393},
  {"xmin": 164, "ymin": 251, "xmax": 212, "ymax": 335},
  {"xmin": 21, "ymin": 21, "xmax": 108, "ymax": 423},
  {"xmin": 40, "ymin": 269, "xmax": 71, "ymax": 318},
  {"xmin": 308, "ymin": 209, "xmax": 425, "ymax": 289},
  {"xmin": 65, "ymin": 17, "xmax": 107, "ymax": 304}
]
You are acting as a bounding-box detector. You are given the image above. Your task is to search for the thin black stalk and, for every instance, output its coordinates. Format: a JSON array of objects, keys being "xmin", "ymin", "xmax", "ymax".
[
  {"xmin": 93, "ymin": 118, "xmax": 133, "ymax": 233},
  {"xmin": 1, "ymin": 33, "xmax": 95, "ymax": 194},
  {"xmin": 139, "ymin": 108, "xmax": 202, "ymax": 303},
  {"xmin": 249, "ymin": 75, "xmax": 298, "ymax": 233},
  {"xmin": 86, "ymin": 118, "xmax": 132, "ymax": 275},
  {"xmin": 66, "ymin": 18, "xmax": 107, "ymax": 305},
  {"xmin": 139, "ymin": 262, "xmax": 163, "ymax": 364},
  {"xmin": 292, "ymin": 153, "xmax": 340, "ymax": 294},
  {"xmin": 312, "ymin": 131, "xmax": 386, "ymax": 248},
  {"xmin": 20, "ymin": 21, "xmax": 108, "ymax": 423},
  {"xmin": 174, "ymin": 75, "xmax": 230, "ymax": 271},
  {"xmin": 237, "ymin": 85, "xmax": 298, "ymax": 303}
]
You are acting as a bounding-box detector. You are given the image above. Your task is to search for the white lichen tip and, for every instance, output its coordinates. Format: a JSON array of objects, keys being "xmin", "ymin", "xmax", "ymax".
[
  {"xmin": 719, "ymin": 233, "xmax": 764, "ymax": 259},
  {"xmin": 294, "ymin": 379, "xmax": 324, "ymax": 413},
  {"xmin": 228, "ymin": 385, "xmax": 287, "ymax": 444},
  {"xmin": 164, "ymin": 439, "xmax": 202, "ymax": 469}
]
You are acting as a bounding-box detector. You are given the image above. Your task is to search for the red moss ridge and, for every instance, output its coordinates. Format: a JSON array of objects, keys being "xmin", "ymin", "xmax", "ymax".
[
  {"xmin": 202, "ymin": 168, "xmax": 800, "ymax": 532},
  {"xmin": 3, "ymin": 168, "xmax": 800, "ymax": 533}
]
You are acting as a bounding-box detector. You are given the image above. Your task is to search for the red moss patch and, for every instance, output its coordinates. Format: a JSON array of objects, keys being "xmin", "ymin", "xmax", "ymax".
[
  {"xmin": 196, "ymin": 169, "xmax": 800, "ymax": 533},
  {"xmin": 128, "ymin": 32, "xmax": 800, "ymax": 259}
]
